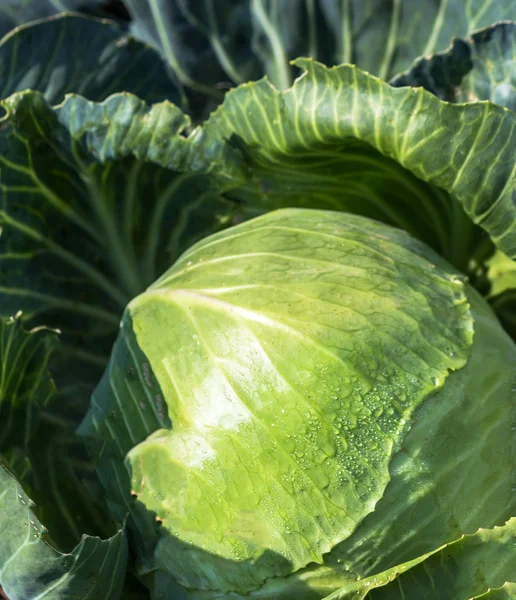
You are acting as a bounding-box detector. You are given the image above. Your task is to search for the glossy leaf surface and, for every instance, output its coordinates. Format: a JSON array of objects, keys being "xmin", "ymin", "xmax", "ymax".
[{"xmin": 80, "ymin": 208, "xmax": 478, "ymax": 595}]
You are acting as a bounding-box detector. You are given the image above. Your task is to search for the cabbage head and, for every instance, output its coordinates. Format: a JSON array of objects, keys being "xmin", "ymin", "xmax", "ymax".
[{"xmin": 79, "ymin": 208, "xmax": 516, "ymax": 599}]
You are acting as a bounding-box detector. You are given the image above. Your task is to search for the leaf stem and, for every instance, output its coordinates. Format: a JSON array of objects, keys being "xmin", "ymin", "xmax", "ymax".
[
  {"xmin": 146, "ymin": 0, "xmax": 224, "ymax": 98},
  {"xmin": 205, "ymin": 0, "xmax": 245, "ymax": 83},
  {"xmin": 378, "ymin": 0, "xmax": 401, "ymax": 80},
  {"xmin": 143, "ymin": 172, "xmax": 195, "ymax": 281},
  {"xmin": 252, "ymin": 0, "xmax": 291, "ymax": 89},
  {"xmin": 306, "ymin": 0, "xmax": 318, "ymax": 58},
  {"xmin": 70, "ymin": 142, "xmax": 144, "ymax": 299},
  {"xmin": 340, "ymin": 0, "xmax": 352, "ymax": 64}
]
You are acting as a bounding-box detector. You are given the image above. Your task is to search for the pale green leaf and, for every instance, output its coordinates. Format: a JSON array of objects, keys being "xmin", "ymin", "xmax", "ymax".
[
  {"xmin": 300, "ymin": 286, "xmax": 516, "ymax": 598},
  {"xmin": 486, "ymin": 251, "xmax": 516, "ymax": 339},
  {"xmin": 487, "ymin": 251, "xmax": 516, "ymax": 297},
  {"xmin": 79, "ymin": 208, "xmax": 475, "ymax": 595}
]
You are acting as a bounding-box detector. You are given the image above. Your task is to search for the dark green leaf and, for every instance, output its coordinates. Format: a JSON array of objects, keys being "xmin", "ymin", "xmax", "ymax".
[
  {"xmin": 391, "ymin": 22, "xmax": 516, "ymax": 111},
  {"xmin": 123, "ymin": 1, "xmax": 516, "ymax": 107},
  {"xmin": 0, "ymin": 89, "xmax": 238, "ymax": 427},
  {"xmin": 0, "ymin": 0, "xmax": 109, "ymax": 38},
  {"xmin": 0, "ymin": 314, "xmax": 119, "ymax": 551},
  {"xmin": 0, "ymin": 319, "xmax": 127, "ymax": 597},
  {"xmin": 0, "ymin": 13, "xmax": 185, "ymax": 106},
  {"xmin": 0, "ymin": 313, "xmax": 56, "ymax": 449},
  {"xmin": 125, "ymin": 0, "xmax": 241, "ymax": 99},
  {"xmin": 0, "ymin": 463, "xmax": 128, "ymax": 600}
]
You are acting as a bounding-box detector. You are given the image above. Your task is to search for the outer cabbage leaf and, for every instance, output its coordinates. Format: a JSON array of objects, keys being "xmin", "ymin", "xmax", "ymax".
[
  {"xmin": 390, "ymin": 21, "xmax": 516, "ymax": 338},
  {"xmin": 391, "ymin": 22, "xmax": 516, "ymax": 111},
  {"xmin": 0, "ymin": 0, "xmax": 127, "ymax": 38},
  {"xmin": 0, "ymin": 13, "xmax": 184, "ymax": 106},
  {"xmin": 0, "ymin": 90, "xmax": 238, "ymax": 422},
  {"xmin": 0, "ymin": 313, "xmax": 56, "ymax": 450},
  {"xmin": 198, "ymin": 58, "xmax": 516, "ymax": 266},
  {"xmin": 79, "ymin": 208, "xmax": 481, "ymax": 596},
  {"xmin": 322, "ymin": 518, "xmax": 516, "ymax": 599},
  {"xmin": 123, "ymin": 0, "xmax": 516, "ymax": 93},
  {"xmin": 0, "ymin": 318, "xmax": 128, "ymax": 599},
  {"xmin": 0, "ymin": 464, "xmax": 128, "ymax": 600},
  {"xmin": 0, "ymin": 314, "xmax": 121, "ymax": 553}
]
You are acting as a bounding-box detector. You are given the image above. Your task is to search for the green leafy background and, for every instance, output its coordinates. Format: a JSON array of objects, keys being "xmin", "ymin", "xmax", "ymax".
[{"xmin": 0, "ymin": 2, "xmax": 514, "ymax": 599}]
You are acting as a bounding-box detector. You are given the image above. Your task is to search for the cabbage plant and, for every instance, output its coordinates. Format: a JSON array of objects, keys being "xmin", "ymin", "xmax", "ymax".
[
  {"xmin": 79, "ymin": 208, "xmax": 516, "ymax": 599},
  {"xmin": 0, "ymin": 2, "xmax": 515, "ymax": 600}
]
